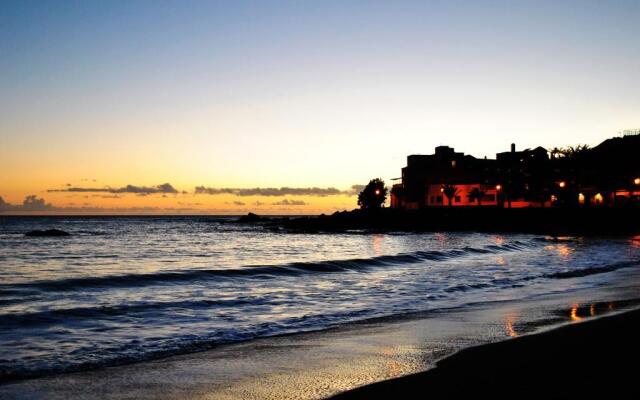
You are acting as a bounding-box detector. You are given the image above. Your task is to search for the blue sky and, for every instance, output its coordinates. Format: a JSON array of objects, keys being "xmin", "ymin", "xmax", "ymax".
[{"xmin": 1, "ymin": 0, "xmax": 639, "ymax": 212}]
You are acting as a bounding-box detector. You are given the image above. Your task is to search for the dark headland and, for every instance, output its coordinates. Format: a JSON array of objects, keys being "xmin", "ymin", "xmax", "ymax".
[
  {"xmin": 329, "ymin": 307, "xmax": 640, "ymax": 399},
  {"xmin": 240, "ymin": 133, "xmax": 640, "ymax": 235},
  {"xmin": 244, "ymin": 207, "xmax": 640, "ymax": 235}
]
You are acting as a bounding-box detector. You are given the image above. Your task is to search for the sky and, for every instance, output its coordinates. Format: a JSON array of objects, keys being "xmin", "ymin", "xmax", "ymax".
[{"xmin": 1, "ymin": 0, "xmax": 639, "ymax": 214}]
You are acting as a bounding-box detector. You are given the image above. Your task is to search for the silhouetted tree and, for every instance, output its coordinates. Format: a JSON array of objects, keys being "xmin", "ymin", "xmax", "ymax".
[
  {"xmin": 550, "ymin": 147, "xmax": 563, "ymax": 160},
  {"xmin": 469, "ymin": 187, "xmax": 485, "ymax": 206},
  {"xmin": 441, "ymin": 184, "xmax": 458, "ymax": 207},
  {"xmin": 357, "ymin": 179, "xmax": 387, "ymax": 210},
  {"xmin": 550, "ymin": 145, "xmax": 590, "ymax": 159}
]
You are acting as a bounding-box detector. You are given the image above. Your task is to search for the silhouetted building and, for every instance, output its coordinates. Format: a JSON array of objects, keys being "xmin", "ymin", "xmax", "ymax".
[
  {"xmin": 391, "ymin": 146, "xmax": 496, "ymax": 209},
  {"xmin": 390, "ymin": 135, "xmax": 640, "ymax": 209}
]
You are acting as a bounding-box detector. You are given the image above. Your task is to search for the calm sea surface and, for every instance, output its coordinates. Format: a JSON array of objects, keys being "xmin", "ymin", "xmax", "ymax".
[{"xmin": 1, "ymin": 216, "xmax": 639, "ymax": 381}]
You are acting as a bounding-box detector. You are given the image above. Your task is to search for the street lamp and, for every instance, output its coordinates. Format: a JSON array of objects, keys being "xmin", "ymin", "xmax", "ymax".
[
  {"xmin": 558, "ymin": 181, "xmax": 566, "ymax": 188},
  {"xmin": 495, "ymin": 184, "xmax": 502, "ymax": 191},
  {"xmin": 634, "ymin": 177, "xmax": 640, "ymax": 185}
]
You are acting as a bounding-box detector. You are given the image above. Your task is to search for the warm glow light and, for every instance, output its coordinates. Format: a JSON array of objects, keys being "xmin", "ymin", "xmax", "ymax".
[
  {"xmin": 440, "ymin": 187, "xmax": 445, "ymax": 193},
  {"xmin": 578, "ymin": 193, "xmax": 585, "ymax": 204},
  {"xmin": 495, "ymin": 184, "xmax": 502, "ymax": 191},
  {"xmin": 551, "ymin": 195, "xmax": 557, "ymax": 202},
  {"xmin": 375, "ymin": 189, "xmax": 381, "ymax": 195},
  {"xmin": 558, "ymin": 181, "xmax": 566, "ymax": 188},
  {"xmin": 635, "ymin": 178, "xmax": 640, "ymax": 185},
  {"xmin": 594, "ymin": 193, "xmax": 603, "ymax": 204}
]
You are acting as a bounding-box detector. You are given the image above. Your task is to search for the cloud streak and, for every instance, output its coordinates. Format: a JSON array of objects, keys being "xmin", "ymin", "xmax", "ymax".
[
  {"xmin": 48, "ymin": 183, "xmax": 179, "ymax": 195},
  {"xmin": 194, "ymin": 185, "xmax": 362, "ymax": 197},
  {"xmin": 272, "ymin": 199, "xmax": 306, "ymax": 206}
]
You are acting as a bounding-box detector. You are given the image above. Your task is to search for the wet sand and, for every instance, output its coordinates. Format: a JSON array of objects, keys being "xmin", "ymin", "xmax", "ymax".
[
  {"xmin": 331, "ymin": 306, "xmax": 640, "ymax": 399},
  {"xmin": 1, "ymin": 278, "xmax": 638, "ymax": 400}
]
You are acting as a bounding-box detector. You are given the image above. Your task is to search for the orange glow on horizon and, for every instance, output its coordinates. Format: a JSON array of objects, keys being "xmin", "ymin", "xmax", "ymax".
[{"xmin": 0, "ymin": 188, "xmax": 361, "ymax": 215}]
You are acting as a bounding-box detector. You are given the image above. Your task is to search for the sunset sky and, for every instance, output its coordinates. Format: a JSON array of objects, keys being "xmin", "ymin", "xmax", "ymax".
[{"xmin": 1, "ymin": 0, "xmax": 639, "ymax": 214}]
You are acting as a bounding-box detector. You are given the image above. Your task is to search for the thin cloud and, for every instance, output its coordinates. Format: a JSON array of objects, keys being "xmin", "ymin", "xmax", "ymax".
[
  {"xmin": 272, "ymin": 199, "xmax": 306, "ymax": 206},
  {"xmin": 0, "ymin": 195, "xmax": 206, "ymax": 214},
  {"xmin": 194, "ymin": 186, "xmax": 361, "ymax": 197},
  {"xmin": 349, "ymin": 184, "xmax": 366, "ymax": 194},
  {"xmin": 48, "ymin": 183, "xmax": 179, "ymax": 195}
]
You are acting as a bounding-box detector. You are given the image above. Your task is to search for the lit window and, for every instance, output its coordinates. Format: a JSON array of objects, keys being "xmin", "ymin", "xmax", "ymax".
[
  {"xmin": 594, "ymin": 193, "xmax": 603, "ymax": 204},
  {"xmin": 451, "ymin": 160, "xmax": 457, "ymax": 168},
  {"xmin": 578, "ymin": 193, "xmax": 585, "ymax": 205}
]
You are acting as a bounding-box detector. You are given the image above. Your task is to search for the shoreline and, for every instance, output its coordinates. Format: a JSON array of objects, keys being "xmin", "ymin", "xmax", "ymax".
[
  {"xmin": 2, "ymin": 280, "xmax": 639, "ymax": 399},
  {"xmin": 330, "ymin": 306, "xmax": 640, "ymax": 399}
]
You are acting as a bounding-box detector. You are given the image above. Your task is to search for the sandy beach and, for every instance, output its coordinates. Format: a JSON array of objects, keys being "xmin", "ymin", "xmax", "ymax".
[{"xmin": 331, "ymin": 305, "xmax": 640, "ymax": 399}]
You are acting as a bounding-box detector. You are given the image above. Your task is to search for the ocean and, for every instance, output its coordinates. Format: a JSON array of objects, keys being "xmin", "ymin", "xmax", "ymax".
[{"xmin": 1, "ymin": 216, "xmax": 639, "ymax": 382}]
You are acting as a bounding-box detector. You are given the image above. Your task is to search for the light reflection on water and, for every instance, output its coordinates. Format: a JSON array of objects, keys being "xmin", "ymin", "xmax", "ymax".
[{"xmin": 0, "ymin": 216, "xmax": 639, "ymax": 381}]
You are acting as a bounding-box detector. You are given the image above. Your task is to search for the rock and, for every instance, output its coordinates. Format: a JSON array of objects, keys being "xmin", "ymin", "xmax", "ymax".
[
  {"xmin": 25, "ymin": 229, "xmax": 71, "ymax": 237},
  {"xmin": 237, "ymin": 212, "xmax": 263, "ymax": 223}
]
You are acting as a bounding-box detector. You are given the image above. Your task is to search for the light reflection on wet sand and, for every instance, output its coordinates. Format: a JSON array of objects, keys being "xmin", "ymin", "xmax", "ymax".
[
  {"xmin": 570, "ymin": 304, "xmax": 583, "ymax": 322},
  {"xmin": 504, "ymin": 312, "xmax": 519, "ymax": 337}
]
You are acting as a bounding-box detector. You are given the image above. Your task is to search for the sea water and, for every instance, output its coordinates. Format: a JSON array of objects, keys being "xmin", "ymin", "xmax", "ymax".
[{"xmin": 1, "ymin": 216, "xmax": 639, "ymax": 381}]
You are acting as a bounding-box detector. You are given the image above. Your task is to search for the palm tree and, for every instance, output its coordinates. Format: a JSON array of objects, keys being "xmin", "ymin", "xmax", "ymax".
[
  {"xmin": 441, "ymin": 184, "xmax": 458, "ymax": 207},
  {"xmin": 550, "ymin": 147, "xmax": 563, "ymax": 160},
  {"xmin": 469, "ymin": 187, "xmax": 486, "ymax": 206}
]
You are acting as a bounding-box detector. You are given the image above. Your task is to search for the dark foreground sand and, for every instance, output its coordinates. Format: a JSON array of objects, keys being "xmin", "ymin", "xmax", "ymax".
[{"xmin": 330, "ymin": 307, "xmax": 640, "ymax": 399}]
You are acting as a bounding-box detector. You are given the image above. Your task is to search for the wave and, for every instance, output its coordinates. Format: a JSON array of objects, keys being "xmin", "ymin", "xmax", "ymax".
[
  {"xmin": 2, "ymin": 258, "xmax": 638, "ymax": 330},
  {"xmin": 0, "ymin": 297, "xmax": 267, "ymax": 328},
  {"xmin": 543, "ymin": 260, "xmax": 640, "ymax": 279},
  {"xmin": 0, "ymin": 240, "xmax": 537, "ymax": 294}
]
